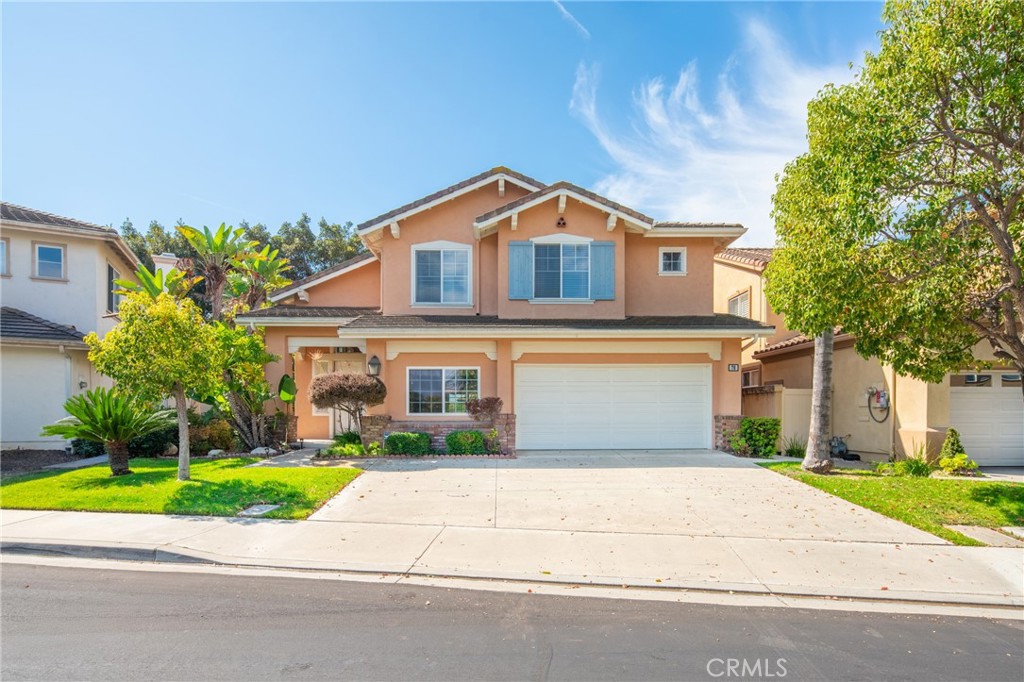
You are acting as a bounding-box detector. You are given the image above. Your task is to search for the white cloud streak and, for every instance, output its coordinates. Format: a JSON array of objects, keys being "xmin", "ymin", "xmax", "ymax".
[
  {"xmin": 570, "ymin": 18, "xmax": 856, "ymax": 245},
  {"xmin": 553, "ymin": 0, "xmax": 590, "ymax": 39}
]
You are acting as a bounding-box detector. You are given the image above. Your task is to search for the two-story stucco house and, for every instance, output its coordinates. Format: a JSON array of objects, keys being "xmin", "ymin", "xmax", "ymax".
[
  {"xmin": 1, "ymin": 203, "xmax": 140, "ymax": 449},
  {"xmin": 714, "ymin": 248, "xmax": 1023, "ymax": 466},
  {"xmin": 235, "ymin": 167, "xmax": 773, "ymax": 452}
]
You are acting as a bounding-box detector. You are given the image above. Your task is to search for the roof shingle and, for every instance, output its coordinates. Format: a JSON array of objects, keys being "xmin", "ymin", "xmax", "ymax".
[
  {"xmin": 715, "ymin": 247, "xmax": 775, "ymax": 268},
  {"xmin": 1, "ymin": 202, "xmax": 115, "ymax": 235},
  {"xmin": 1, "ymin": 307, "xmax": 87, "ymax": 343}
]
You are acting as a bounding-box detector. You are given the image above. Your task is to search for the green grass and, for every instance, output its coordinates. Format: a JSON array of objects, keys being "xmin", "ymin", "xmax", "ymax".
[
  {"xmin": 0, "ymin": 458, "xmax": 360, "ymax": 520},
  {"xmin": 758, "ymin": 462, "xmax": 1024, "ymax": 545}
]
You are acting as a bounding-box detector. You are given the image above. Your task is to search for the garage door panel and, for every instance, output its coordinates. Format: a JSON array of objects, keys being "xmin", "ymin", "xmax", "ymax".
[
  {"xmin": 950, "ymin": 381, "xmax": 1023, "ymax": 466},
  {"xmin": 516, "ymin": 364, "xmax": 711, "ymax": 450}
]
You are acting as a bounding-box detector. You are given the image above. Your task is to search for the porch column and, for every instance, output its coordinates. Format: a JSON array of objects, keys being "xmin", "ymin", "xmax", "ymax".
[{"xmin": 496, "ymin": 339, "xmax": 513, "ymax": 410}]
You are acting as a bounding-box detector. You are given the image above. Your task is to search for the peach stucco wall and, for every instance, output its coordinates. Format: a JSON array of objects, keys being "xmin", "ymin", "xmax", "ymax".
[
  {"xmin": 301, "ymin": 259, "xmax": 381, "ymax": 307},
  {"xmin": 375, "ymin": 181, "xmax": 530, "ymax": 316},
  {"xmin": 713, "ymin": 260, "xmax": 795, "ymax": 366},
  {"xmin": 495, "ymin": 199, "xmax": 627, "ymax": 319},
  {"xmin": 624, "ymin": 234, "xmax": 715, "ymax": 316}
]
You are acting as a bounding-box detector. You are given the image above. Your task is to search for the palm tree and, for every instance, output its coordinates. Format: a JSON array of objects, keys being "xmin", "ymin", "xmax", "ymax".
[
  {"xmin": 176, "ymin": 224, "xmax": 256, "ymax": 321},
  {"xmin": 226, "ymin": 245, "xmax": 292, "ymax": 313},
  {"xmin": 115, "ymin": 264, "xmax": 202, "ymax": 301},
  {"xmin": 803, "ymin": 329, "xmax": 835, "ymax": 473},
  {"xmin": 41, "ymin": 388, "xmax": 176, "ymax": 476}
]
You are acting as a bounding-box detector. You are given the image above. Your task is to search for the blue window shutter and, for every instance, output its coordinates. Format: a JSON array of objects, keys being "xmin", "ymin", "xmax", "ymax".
[
  {"xmin": 508, "ymin": 241, "xmax": 533, "ymax": 299},
  {"xmin": 590, "ymin": 241, "xmax": 615, "ymax": 300}
]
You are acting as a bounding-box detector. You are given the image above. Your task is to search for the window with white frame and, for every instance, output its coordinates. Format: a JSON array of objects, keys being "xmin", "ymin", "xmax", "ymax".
[
  {"xmin": 534, "ymin": 243, "xmax": 589, "ymax": 299},
  {"xmin": 413, "ymin": 243, "xmax": 471, "ymax": 305},
  {"xmin": 408, "ymin": 367, "xmax": 479, "ymax": 415},
  {"xmin": 728, "ymin": 291, "xmax": 750, "ymax": 318},
  {"xmin": 34, "ymin": 243, "xmax": 66, "ymax": 280},
  {"xmin": 107, "ymin": 264, "xmax": 122, "ymax": 313},
  {"xmin": 0, "ymin": 238, "xmax": 8, "ymax": 276},
  {"xmin": 658, "ymin": 247, "xmax": 687, "ymax": 275}
]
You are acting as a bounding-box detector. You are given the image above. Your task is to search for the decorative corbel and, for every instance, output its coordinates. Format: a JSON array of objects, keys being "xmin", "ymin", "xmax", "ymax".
[
  {"xmin": 557, "ymin": 192, "xmax": 567, "ymax": 214},
  {"xmin": 510, "ymin": 212, "xmax": 518, "ymax": 231},
  {"xmin": 606, "ymin": 214, "xmax": 618, "ymax": 231},
  {"xmin": 389, "ymin": 221, "xmax": 400, "ymax": 239},
  {"xmin": 498, "ymin": 178, "xmax": 505, "ymax": 198}
]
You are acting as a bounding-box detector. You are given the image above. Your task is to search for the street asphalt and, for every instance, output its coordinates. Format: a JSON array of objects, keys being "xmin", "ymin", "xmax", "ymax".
[{"xmin": 2, "ymin": 563, "xmax": 1022, "ymax": 681}]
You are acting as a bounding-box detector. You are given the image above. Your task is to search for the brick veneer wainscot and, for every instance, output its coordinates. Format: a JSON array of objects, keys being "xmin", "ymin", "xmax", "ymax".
[
  {"xmin": 360, "ymin": 414, "xmax": 516, "ymax": 454},
  {"xmin": 714, "ymin": 415, "xmax": 743, "ymax": 451}
]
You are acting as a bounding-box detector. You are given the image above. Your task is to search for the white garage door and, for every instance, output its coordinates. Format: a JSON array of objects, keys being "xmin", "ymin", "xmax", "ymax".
[
  {"xmin": 515, "ymin": 364, "xmax": 712, "ymax": 450},
  {"xmin": 950, "ymin": 373, "xmax": 1024, "ymax": 466}
]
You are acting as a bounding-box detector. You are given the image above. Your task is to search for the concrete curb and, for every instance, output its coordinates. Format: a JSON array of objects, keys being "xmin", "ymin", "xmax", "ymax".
[{"xmin": 4, "ymin": 539, "xmax": 1021, "ymax": 613}]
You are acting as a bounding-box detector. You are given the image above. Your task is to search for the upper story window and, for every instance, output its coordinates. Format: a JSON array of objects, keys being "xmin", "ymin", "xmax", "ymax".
[
  {"xmin": 658, "ymin": 247, "xmax": 687, "ymax": 276},
  {"xmin": 0, "ymin": 238, "xmax": 8, "ymax": 276},
  {"xmin": 412, "ymin": 241, "xmax": 471, "ymax": 306},
  {"xmin": 107, "ymin": 264, "xmax": 122, "ymax": 313},
  {"xmin": 535, "ymin": 243, "xmax": 589, "ymax": 299},
  {"xmin": 729, "ymin": 291, "xmax": 750, "ymax": 318},
  {"xmin": 34, "ymin": 242, "xmax": 66, "ymax": 280}
]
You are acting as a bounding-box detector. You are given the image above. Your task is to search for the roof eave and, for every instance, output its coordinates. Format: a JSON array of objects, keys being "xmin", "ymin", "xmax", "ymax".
[{"xmin": 335, "ymin": 326, "xmax": 775, "ymax": 339}]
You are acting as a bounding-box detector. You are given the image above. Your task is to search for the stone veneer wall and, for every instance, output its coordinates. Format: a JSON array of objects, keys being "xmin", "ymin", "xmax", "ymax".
[
  {"xmin": 713, "ymin": 415, "xmax": 743, "ymax": 452},
  {"xmin": 360, "ymin": 414, "xmax": 516, "ymax": 454}
]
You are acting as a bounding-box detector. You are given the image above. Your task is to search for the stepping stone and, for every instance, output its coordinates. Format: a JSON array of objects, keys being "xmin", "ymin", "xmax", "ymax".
[
  {"xmin": 946, "ymin": 525, "xmax": 1024, "ymax": 547},
  {"xmin": 238, "ymin": 504, "xmax": 281, "ymax": 517}
]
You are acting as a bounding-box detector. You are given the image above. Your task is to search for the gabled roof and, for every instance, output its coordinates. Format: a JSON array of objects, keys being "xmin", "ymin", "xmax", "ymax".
[
  {"xmin": 357, "ymin": 167, "xmax": 545, "ymax": 235},
  {"xmin": 1, "ymin": 201, "xmax": 140, "ymax": 268},
  {"xmin": 473, "ymin": 181, "xmax": 655, "ymax": 234},
  {"xmin": 269, "ymin": 251, "xmax": 377, "ymax": 302},
  {"xmin": 1, "ymin": 307, "xmax": 87, "ymax": 345},
  {"xmin": 715, "ymin": 247, "xmax": 775, "ymax": 270}
]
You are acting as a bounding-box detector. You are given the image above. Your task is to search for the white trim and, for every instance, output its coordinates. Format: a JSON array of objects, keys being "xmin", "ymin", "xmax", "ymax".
[
  {"xmin": 269, "ymin": 255, "xmax": 377, "ymax": 302},
  {"xmin": 728, "ymin": 291, "xmax": 750, "ymax": 318},
  {"xmin": 387, "ymin": 340, "xmax": 497, "ymax": 360},
  {"xmin": 287, "ymin": 337, "xmax": 367, "ymax": 353},
  {"xmin": 473, "ymin": 188, "xmax": 654, "ymax": 233},
  {"xmin": 658, "ymin": 246, "xmax": 687, "ymax": 276},
  {"xmin": 406, "ymin": 366, "xmax": 481, "ymax": 417},
  {"xmin": 529, "ymin": 299, "xmax": 594, "ymax": 305},
  {"xmin": 529, "ymin": 233, "xmax": 593, "ymax": 244},
  {"xmin": 644, "ymin": 226, "xmax": 746, "ymax": 238},
  {"xmin": 410, "ymin": 241, "xmax": 473, "ymax": 307},
  {"xmin": 33, "ymin": 241, "xmax": 67, "ymax": 280},
  {"xmin": 359, "ymin": 173, "xmax": 542, "ymax": 236},
  {"xmin": 511, "ymin": 340, "xmax": 722, "ymax": 361},
  {"xmin": 1, "ymin": 219, "xmax": 140, "ymax": 267}
]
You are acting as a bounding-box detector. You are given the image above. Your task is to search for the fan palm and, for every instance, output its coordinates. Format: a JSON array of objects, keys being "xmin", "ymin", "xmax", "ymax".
[{"xmin": 41, "ymin": 388, "xmax": 176, "ymax": 476}]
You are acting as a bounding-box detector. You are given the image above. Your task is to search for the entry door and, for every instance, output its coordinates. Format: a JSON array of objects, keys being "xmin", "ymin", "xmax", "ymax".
[{"xmin": 515, "ymin": 364, "xmax": 712, "ymax": 450}]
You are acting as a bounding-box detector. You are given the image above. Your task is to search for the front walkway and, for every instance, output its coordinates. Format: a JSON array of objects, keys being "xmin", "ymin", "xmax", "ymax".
[{"xmin": 3, "ymin": 451, "xmax": 1022, "ymax": 609}]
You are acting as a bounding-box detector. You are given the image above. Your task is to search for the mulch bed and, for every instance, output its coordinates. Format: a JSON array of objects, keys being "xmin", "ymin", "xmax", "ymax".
[{"xmin": 1, "ymin": 449, "xmax": 84, "ymax": 478}]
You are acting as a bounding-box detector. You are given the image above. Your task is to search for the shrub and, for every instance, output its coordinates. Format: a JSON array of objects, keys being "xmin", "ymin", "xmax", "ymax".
[
  {"xmin": 309, "ymin": 373, "xmax": 387, "ymax": 430},
  {"xmin": 484, "ymin": 428, "xmax": 501, "ymax": 454},
  {"xmin": 128, "ymin": 424, "xmax": 178, "ymax": 457},
  {"xmin": 72, "ymin": 438, "xmax": 106, "ymax": 457},
  {"xmin": 333, "ymin": 430, "xmax": 362, "ymax": 446},
  {"xmin": 939, "ymin": 428, "xmax": 967, "ymax": 460},
  {"xmin": 466, "ymin": 397, "xmax": 503, "ymax": 423},
  {"xmin": 728, "ymin": 432, "xmax": 751, "ymax": 456},
  {"xmin": 876, "ymin": 456, "xmax": 934, "ymax": 477},
  {"xmin": 939, "ymin": 453, "xmax": 979, "ymax": 476},
  {"xmin": 782, "ymin": 435, "xmax": 806, "ymax": 459},
  {"xmin": 189, "ymin": 418, "xmax": 235, "ymax": 456},
  {"xmin": 445, "ymin": 430, "xmax": 486, "ymax": 455},
  {"xmin": 320, "ymin": 442, "xmax": 367, "ymax": 458},
  {"xmin": 384, "ymin": 431, "xmax": 432, "ymax": 456},
  {"xmin": 734, "ymin": 417, "xmax": 781, "ymax": 457}
]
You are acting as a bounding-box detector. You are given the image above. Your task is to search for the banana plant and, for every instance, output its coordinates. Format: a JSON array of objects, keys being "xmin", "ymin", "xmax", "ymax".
[
  {"xmin": 176, "ymin": 223, "xmax": 257, "ymax": 321},
  {"xmin": 116, "ymin": 264, "xmax": 202, "ymax": 300},
  {"xmin": 227, "ymin": 245, "xmax": 292, "ymax": 314}
]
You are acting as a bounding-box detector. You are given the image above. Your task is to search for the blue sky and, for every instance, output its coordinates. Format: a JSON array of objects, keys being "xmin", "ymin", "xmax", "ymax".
[{"xmin": 2, "ymin": 2, "xmax": 884, "ymax": 245}]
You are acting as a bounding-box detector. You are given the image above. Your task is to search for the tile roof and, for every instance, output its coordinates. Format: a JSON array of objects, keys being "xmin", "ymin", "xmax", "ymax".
[
  {"xmin": 238, "ymin": 305, "xmax": 772, "ymax": 332},
  {"xmin": 474, "ymin": 181, "xmax": 654, "ymax": 226},
  {"xmin": 715, "ymin": 247, "xmax": 775, "ymax": 268},
  {"xmin": 357, "ymin": 167, "xmax": 546, "ymax": 233},
  {"xmin": 654, "ymin": 222, "xmax": 745, "ymax": 229},
  {"xmin": 1, "ymin": 202, "xmax": 116, "ymax": 235},
  {"xmin": 754, "ymin": 328, "xmax": 850, "ymax": 356},
  {"xmin": 269, "ymin": 251, "xmax": 377, "ymax": 300},
  {"xmin": 1, "ymin": 307, "xmax": 87, "ymax": 343}
]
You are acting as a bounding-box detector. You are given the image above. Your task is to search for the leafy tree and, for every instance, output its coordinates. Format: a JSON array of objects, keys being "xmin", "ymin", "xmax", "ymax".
[
  {"xmin": 86, "ymin": 292, "xmax": 226, "ymax": 481},
  {"xmin": 40, "ymin": 388, "xmax": 176, "ymax": 476},
  {"xmin": 308, "ymin": 373, "xmax": 387, "ymax": 432},
  {"xmin": 313, "ymin": 218, "xmax": 362, "ymax": 271},
  {"xmin": 771, "ymin": 0, "xmax": 1024, "ymax": 402},
  {"xmin": 211, "ymin": 323, "xmax": 281, "ymax": 450},
  {"xmin": 275, "ymin": 213, "xmax": 319, "ymax": 280}
]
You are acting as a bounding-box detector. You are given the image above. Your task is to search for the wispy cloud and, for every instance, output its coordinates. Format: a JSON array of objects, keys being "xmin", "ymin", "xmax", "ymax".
[
  {"xmin": 553, "ymin": 0, "xmax": 590, "ymax": 39},
  {"xmin": 570, "ymin": 18, "xmax": 856, "ymax": 245}
]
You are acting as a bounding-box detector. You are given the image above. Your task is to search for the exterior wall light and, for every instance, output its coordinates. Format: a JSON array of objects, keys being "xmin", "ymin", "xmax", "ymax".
[{"xmin": 367, "ymin": 355, "xmax": 382, "ymax": 377}]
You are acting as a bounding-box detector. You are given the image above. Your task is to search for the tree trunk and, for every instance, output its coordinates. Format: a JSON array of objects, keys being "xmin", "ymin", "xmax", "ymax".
[
  {"xmin": 106, "ymin": 441, "xmax": 132, "ymax": 476},
  {"xmin": 173, "ymin": 383, "xmax": 191, "ymax": 481},
  {"xmin": 803, "ymin": 329, "xmax": 835, "ymax": 474}
]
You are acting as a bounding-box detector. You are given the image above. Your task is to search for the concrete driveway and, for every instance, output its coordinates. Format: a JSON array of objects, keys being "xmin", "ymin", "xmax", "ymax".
[{"xmin": 311, "ymin": 450, "xmax": 944, "ymax": 545}]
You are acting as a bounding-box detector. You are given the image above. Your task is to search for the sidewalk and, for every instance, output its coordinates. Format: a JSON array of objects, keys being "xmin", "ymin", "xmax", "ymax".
[{"xmin": 2, "ymin": 507, "xmax": 1021, "ymax": 610}]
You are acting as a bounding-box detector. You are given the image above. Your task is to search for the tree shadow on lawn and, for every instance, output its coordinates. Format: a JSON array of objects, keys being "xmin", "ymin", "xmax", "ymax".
[
  {"xmin": 968, "ymin": 483, "xmax": 1024, "ymax": 525},
  {"xmin": 163, "ymin": 478, "xmax": 316, "ymax": 517}
]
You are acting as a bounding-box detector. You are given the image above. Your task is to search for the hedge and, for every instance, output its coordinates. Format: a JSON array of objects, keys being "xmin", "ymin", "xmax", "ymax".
[
  {"xmin": 445, "ymin": 430, "xmax": 486, "ymax": 455},
  {"xmin": 384, "ymin": 431, "xmax": 432, "ymax": 456}
]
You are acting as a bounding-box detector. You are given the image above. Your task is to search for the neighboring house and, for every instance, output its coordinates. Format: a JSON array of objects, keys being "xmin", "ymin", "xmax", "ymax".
[
  {"xmin": 0, "ymin": 202, "xmax": 140, "ymax": 449},
  {"xmin": 236, "ymin": 167, "xmax": 772, "ymax": 451},
  {"xmin": 714, "ymin": 248, "xmax": 1024, "ymax": 466}
]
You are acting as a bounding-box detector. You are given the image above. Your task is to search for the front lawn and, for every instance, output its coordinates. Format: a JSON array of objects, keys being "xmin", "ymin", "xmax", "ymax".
[
  {"xmin": 0, "ymin": 458, "xmax": 360, "ymax": 520},
  {"xmin": 759, "ymin": 462, "xmax": 1024, "ymax": 546}
]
